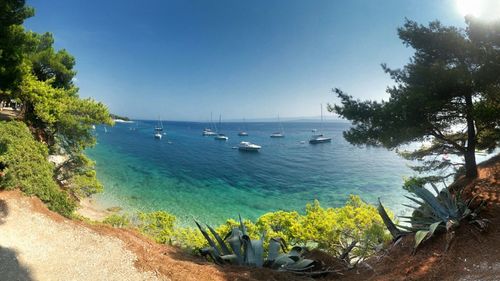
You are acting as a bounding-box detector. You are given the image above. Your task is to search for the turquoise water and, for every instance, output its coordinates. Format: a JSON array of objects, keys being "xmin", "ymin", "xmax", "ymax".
[{"xmin": 86, "ymin": 121, "xmax": 414, "ymax": 225}]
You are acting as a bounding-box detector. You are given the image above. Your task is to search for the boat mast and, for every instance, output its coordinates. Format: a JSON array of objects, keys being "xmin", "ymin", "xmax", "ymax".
[
  {"xmin": 320, "ymin": 104, "xmax": 323, "ymax": 133},
  {"xmin": 278, "ymin": 114, "xmax": 284, "ymax": 134}
]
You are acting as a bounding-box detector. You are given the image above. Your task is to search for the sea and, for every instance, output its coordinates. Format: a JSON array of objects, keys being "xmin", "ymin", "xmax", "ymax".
[{"xmin": 86, "ymin": 120, "xmax": 416, "ymax": 225}]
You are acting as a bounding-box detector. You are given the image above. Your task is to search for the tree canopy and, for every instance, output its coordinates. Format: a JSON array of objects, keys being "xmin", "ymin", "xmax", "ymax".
[
  {"xmin": 0, "ymin": 0, "xmax": 33, "ymax": 93},
  {"xmin": 331, "ymin": 18, "xmax": 500, "ymax": 180},
  {"xmin": 0, "ymin": 1, "xmax": 113, "ymax": 214}
]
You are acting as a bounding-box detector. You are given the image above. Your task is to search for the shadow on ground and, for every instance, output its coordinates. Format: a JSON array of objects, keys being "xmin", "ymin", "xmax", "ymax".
[
  {"xmin": 0, "ymin": 247, "xmax": 33, "ymax": 281},
  {"xmin": 0, "ymin": 199, "xmax": 8, "ymax": 225}
]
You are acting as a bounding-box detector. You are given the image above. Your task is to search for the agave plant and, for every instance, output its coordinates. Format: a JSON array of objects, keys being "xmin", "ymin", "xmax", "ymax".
[
  {"xmin": 195, "ymin": 215, "xmax": 334, "ymax": 276},
  {"xmin": 378, "ymin": 183, "xmax": 488, "ymax": 252}
]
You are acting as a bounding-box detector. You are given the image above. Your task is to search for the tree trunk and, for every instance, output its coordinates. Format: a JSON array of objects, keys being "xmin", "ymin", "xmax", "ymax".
[{"xmin": 464, "ymin": 94, "xmax": 478, "ymax": 178}]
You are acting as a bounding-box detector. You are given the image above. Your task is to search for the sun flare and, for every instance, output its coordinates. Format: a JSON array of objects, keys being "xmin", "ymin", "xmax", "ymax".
[{"xmin": 456, "ymin": 0, "xmax": 500, "ymax": 20}]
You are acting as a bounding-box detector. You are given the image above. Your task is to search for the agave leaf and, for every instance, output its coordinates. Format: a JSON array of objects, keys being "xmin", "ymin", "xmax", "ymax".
[
  {"xmin": 199, "ymin": 247, "xmax": 223, "ymax": 265},
  {"xmin": 414, "ymin": 230, "xmax": 429, "ymax": 250},
  {"xmin": 414, "ymin": 188, "xmax": 449, "ymax": 221},
  {"xmin": 242, "ymin": 235, "xmax": 255, "ymax": 266},
  {"xmin": 378, "ymin": 199, "xmax": 405, "ymax": 239},
  {"xmin": 251, "ymin": 238, "xmax": 264, "ymax": 267},
  {"xmin": 238, "ymin": 214, "xmax": 247, "ymax": 236},
  {"xmin": 287, "ymin": 246, "xmax": 305, "ymax": 261},
  {"xmin": 267, "ymin": 238, "xmax": 282, "ymax": 261},
  {"xmin": 282, "ymin": 259, "xmax": 316, "ymax": 272},
  {"xmin": 225, "ymin": 228, "xmax": 244, "ymax": 265},
  {"xmin": 404, "ymin": 195, "xmax": 425, "ymax": 206},
  {"xmin": 207, "ymin": 225, "xmax": 231, "ymax": 255},
  {"xmin": 271, "ymin": 254, "xmax": 295, "ymax": 269},
  {"xmin": 220, "ymin": 254, "xmax": 238, "ymax": 264},
  {"xmin": 428, "ymin": 221, "xmax": 441, "ymax": 238},
  {"xmin": 430, "ymin": 182, "xmax": 440, "ymax": 195},
  {"xmin": 195, "ymin": 221, "xmax": 220, "ymax": 256},
  {"xmin": 396, "ymin": 223, "xmax": 421, "ymax": 232}
]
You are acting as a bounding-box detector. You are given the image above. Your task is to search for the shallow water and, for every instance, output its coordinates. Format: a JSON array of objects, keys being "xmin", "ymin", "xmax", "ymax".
[{"xmin": 86, "ymin": 121, "xmax": 415, "ymax": 225}]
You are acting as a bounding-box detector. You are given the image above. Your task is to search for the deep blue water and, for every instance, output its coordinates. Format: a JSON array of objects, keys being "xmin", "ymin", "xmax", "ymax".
[{"xmin": 86, "ymin": 121, "xmax": 415, "ymax": 225}]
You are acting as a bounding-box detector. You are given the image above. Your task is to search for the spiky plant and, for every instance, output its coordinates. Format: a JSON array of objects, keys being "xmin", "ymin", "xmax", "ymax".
[
  {"xmin": 195, "ymin": 215, "xmax": 335, "ymax": 276},
  {"xmin": 378, "ymin": 183, "xmax": 488, "ymax": 252}
]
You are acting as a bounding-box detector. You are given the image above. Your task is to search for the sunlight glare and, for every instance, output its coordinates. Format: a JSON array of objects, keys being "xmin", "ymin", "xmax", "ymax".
[{"xmin": 456, "ymin": 0, "xmax": 500, "ymax": 20}]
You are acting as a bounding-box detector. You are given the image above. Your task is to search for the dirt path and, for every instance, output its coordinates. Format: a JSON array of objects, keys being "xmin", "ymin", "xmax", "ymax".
[
  {"xmin": 0, "ymin": 191, "xmax": 163, "ymax": 281},
  {"xmin": 0, "ymin": 191, "xmax": 302, "ymax": 281}
]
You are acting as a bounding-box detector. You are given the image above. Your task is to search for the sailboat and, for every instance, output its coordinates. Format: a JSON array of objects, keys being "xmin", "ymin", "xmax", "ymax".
[
  {"xmin": 214, "ymin": 114, "xmax": 228, "ymax": 141},
  {"xmin": 203, "ymin": 112, "xmax": 217, "ymax": 136},
  {"xmin": 154, "ymin": 116, "xmax": 164, "ymax": 139},
  {"xmin": 238, "ymin": 118, "xmax": 249, "ymax": 136},
  {"xmin": 309, "ymin": 104, "xmax": 331, "ymax": 144},
  {"xmin": 270, "ymin": 114, "xmax": 285, "ymax": 138}
]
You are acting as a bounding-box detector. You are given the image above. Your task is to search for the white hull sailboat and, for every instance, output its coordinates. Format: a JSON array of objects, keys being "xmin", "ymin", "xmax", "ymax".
[
  {"xmin": 214, "ymin": 114, "xmax": 228, "ymax": 141},
  {"xmin": 203, "ymin": 113, "xmax": 218, "ymax": 136},
  {"xmin": 154, "ymin": 116, "xmax": 164, "ymax": 139},
  {"xmin": 238, "ymin": 118, "xmax": 249, "ymax": 136},
  {"xmin": 270, "ymin": 114, "xmax": 285, "ymax": 138},
  {"xmin": 309, "ymin": 104, "xmax": 331, "ymax": 144}
]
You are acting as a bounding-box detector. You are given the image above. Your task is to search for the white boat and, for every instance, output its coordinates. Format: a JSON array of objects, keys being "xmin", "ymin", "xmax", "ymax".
[
  {"xmin": 309, "ymin": 104, "xmax": 331, "ymax": 144},
  {"xmin": 270, "ymin": 132, "xmax": 284, "ymax": 138},
  {"xmin": 203, "ymin": 113, "xmax": 218, "ymax": 136},
  {"xmin": 203, "ymin": 128, "xmax": 217, "ymax": 136},
  {"xmin": 214, "ymin": 115, "xmax": 228, "ymax": 141},
  {"xmin": 309, "ymin": 134, "xmax": 332, "ymax": 144},
  {"xmin": 154, "ymin": 116, "xmax": 164, "ymax": 139},
  {"xmin": 215, "ymin": 133, "xmax": 229, "ymax": 141},
  {"xmin": 270, "ymin": 114, "xmax": 285, "ymax": 138},
  {"xmin": 238, "ymin": 141, "xmax": 261, "ymax": 151},
  {"xmin": 238, "ymin": 118, "xmax": 249, "ymax": 136}
]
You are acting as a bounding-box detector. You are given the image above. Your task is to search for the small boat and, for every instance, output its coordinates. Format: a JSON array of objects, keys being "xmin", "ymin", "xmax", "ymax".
[
  {"xmin": 309, "ymin": 134, "xmax": 332, "ymax": 144},
  {"xmin": 270, "ymin": 114, "xmax": 285, "ymax": 138},
  {"xmin": 203, "ymin": 128, "xmax": 217, "ymax": 136},
  {"xmin": 309, "ymin": 104, "xmax": 331, "ymax": 144},
  {"xmin": 203, "ymin": 113, "xmax": 218, "ymax": 136},
  {"xmin": 215, "ymin": 133, "xmax": 229, "ymax": 141},
  {"xmin": 238, "ymin": 141, "xmax": 261, "ymax": 151},
  {"xmin": 270, "ymin": 132, "xmax": 285, "ymax": 138},
  {"xmin": 214, "ymin": 115, "xmax": 228, "ymax": 140},
  {"xmin": 154, "ymin": 116, "xmax": 164, "ymax": 139},
  {"xmin": 238, "ymin": 118, "xmax": 249, "ymax": 136}
]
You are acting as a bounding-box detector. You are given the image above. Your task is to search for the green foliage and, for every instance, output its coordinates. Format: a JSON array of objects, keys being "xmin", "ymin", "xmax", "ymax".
[
  {"xmin": 138, "ymin": 211, "xmax": 176, "ymax": 244},
  {"xmin": 0, "ymin": 0, "xmax": 34, "ymax": 93},
  {"xmin": 331, "ymin": 18, "xmax": 500, "ymax": 179},
  {"xmin": 124, "ymin": 196, "xmax": 389, "ymax": 264},
  {"xmin": 27, "ymin": 32, "xmax": 76, "ymax": 89},
  {"xmin": 103, "ymin": 214, "xmax": 130, "ymax": 228},
  {"xmin": 0, "ymin": 121, "xmax": 75, "ymax": 216}
]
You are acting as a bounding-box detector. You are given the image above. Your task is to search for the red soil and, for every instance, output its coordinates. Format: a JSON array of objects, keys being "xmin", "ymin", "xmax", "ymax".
[{"xmin": 336, "ymin": 154, "xmax": 500, "ymax": 281}]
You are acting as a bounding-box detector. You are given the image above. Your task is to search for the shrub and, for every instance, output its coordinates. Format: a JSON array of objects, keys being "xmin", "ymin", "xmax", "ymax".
[
  {"xmin": 0, "ymin": 121, "xmax": 75, "ymax": 216},
  {"xmin": 138, "ymin": 211, "xmax": 176, "ymax": 243},
  {"xmin": 116, "ymin": 196, "xmax": 390, "ymax": 264},
  {"xmin": 103, "ymin": 214, "xmax": 130, "ymax": 228}
]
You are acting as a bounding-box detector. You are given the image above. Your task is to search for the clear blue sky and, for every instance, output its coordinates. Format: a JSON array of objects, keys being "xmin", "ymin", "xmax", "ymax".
[{"xmin": 24, "ymin": 0, "xmax": 487, "ymax": 121}]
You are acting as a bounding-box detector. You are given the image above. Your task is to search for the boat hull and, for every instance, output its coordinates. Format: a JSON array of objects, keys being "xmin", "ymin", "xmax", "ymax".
[{"xmin": 309, "ymin": 138, "xmax": 331, "ymax": 144}]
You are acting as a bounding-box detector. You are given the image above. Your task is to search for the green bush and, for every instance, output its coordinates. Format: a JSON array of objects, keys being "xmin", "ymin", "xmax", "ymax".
[
  {"xmin": 130, "ymin": 195, "xmax": 390, "ymax": 262},
  {"xmin": 103, "ymin": 214, "xmax": 131, "ymax": 228},
  {"xmin": 138, "ymin": 211, "xmax": 176, "ymax": 243},
  {"xmin": 0, "ymin": 121, "xmax": 75, "ymax": 216}
]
